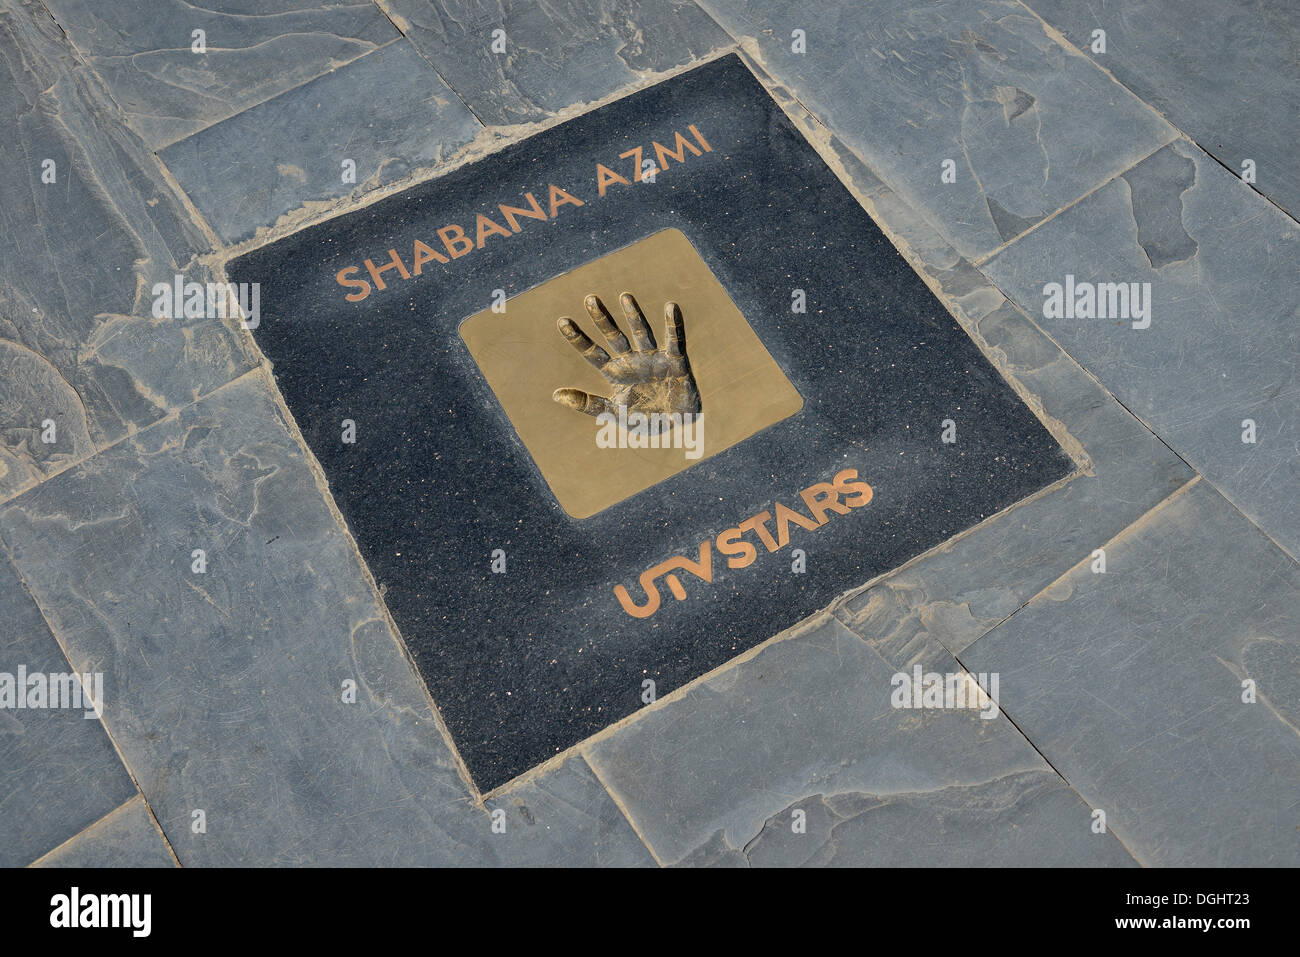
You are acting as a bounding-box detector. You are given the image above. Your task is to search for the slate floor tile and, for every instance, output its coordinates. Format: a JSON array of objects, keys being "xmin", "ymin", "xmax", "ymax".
[
  {"xmin": 696, "ymin": 0, "xmax": 1176, "ymax": 260},
  {"xmin": 40, "ymin": 0, "xmax": 400, "ymax": 149},
  {"xmin": 485, "ymin": 754, "xmax": 655, "ymax": 866},
  {"xmin": 0, "ymin": 1, "xmax": 256, "ymax": 504},
  {"xmin": 379, "ymin": 0, "xmax": 732, "ymax": 126},
  {"xmin": 749, "ymin": 68, "xmax": 1194, "ymax": 656},
  {"xmin": 587, "ymin": 617, "xmax": 1137, "ymax": 866},
  {"xmin": 0, "ymin": 552, "xmax": 137, "ymax": 868},
  {"xmin": 963, "ymin": 480, "xmax": 1300, "ymax": 866},
  {"xmin": 1023, "ymin": 0, "xmax": 1300, "ymax": 220},
  {"xmin": 836, "ymin": 297, "xmax": 1195, "ymax": 656},
  {"xmin": 0, "ymin": 372, "xmax": 649, "ymax": 866},
  {"xmin": 32, "ymin": 796, "xmax": 177, "ymax": 868},
  {"xmin": 981, "ymin": 139, "xmax": 1300, "ymax": 559},
  {"xmin": 160, "ymin": 39, "xmax": 483, "ymax": 245}
]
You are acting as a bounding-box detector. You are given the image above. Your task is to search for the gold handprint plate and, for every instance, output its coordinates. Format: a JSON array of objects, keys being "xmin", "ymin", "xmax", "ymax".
[{"xmin": 460, "ymin": 228, "xmax": 803, "ymax": 518}]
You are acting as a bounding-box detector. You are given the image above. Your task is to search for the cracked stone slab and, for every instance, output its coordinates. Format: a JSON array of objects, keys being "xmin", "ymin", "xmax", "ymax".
[
  {"xmin": 696, "ymin": 0, "xmax": 1177, "ymax": 260},
  {"xmin": 0, "ymin": 552, "xmax": 136, "ymax": 868},
  {"xmin": 1023, "ymin": 0, "xmax": 1300, "ymax": 220},
  {"xmin": 0, "ymin": 373, "xmax": 650, "ymax": 866},
  {"xmin": 0, "ymin": 0, "xmax": 256, "ymax": 504},
  {"xmin": 378, "ymin": 0, "xmax": 732, "ymax": 126},
  {"xmin": 160, "ymin": 39, "xmax": 483, "ymax": 245},
  {"xmin": 981, "ymin": 139, "xmax": 1300, "ymax": 558},
  {"xmin": 743, "ymin": 61, "xmax": 1195, "ymax": 657},
  {"xmin": 32, "ymin": 796, "xmax": 176, "ymax": 868},
  {"xmin": 484, "ymin": 754, "xmax": 654, "ymax": 866},
  {"xmin": 963, "ymin": 480, "xmax": 1300, "ymax": 867},
  {"xmin": 39, "ymin": 0, "xmax": 400, "ymax": 149},
  {"xmin": 587, "ymin": 617, "xmax": 1136, "ymax": 866}
]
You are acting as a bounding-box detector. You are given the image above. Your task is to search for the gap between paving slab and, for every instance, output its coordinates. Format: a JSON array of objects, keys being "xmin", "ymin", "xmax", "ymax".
[
  {"xmin": 0, "ymin": 536, "xmax": 183, "ymax": 864},
  {"xmin": 28, "ymin": 794, "xmax": 180, "ymax": 868},
  {"xmin": 1014, "ymin": 0, "xmax": 1300, "ymax": 229},
  {"xmin": 949, "ymin": 474, "xmax": 1207, "ymax": 868},
  {"xmin": 197, "ymin": 45, "xmax": 746, "ymax": 263},
  {"xmin": 971, "ymin": 221, "xmax": 1297, "ymax": 563}
]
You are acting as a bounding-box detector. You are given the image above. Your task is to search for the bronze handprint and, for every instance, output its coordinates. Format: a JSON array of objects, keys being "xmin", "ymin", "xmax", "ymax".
[{"xmin": 552, "ymin": 292, "xmax": 701, "ymax": 435}]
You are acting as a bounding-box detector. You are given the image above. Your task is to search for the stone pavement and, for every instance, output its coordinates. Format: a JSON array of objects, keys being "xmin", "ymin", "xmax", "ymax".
[{"xmin": 1, "ymin": 0, "xmax": 1295, "ymax": 867}]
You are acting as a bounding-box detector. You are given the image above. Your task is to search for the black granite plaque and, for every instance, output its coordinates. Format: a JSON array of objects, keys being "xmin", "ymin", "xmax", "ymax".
[{"xmin": 229, "ymin": 55, "xmax": 1073, "ymax": 790}]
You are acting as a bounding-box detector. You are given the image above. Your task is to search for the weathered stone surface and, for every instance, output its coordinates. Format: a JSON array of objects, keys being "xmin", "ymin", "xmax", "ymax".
[
  {"xmin": 832, "ymin": 283, "xmax": 1195, "ymax": 657},
  {"xmin": 696, "ymin": 0, "xmax": 1176, "ymax": 260},
  {"xmin": 0, "ymin": 0, "xmax": 255, "ymax": 504},
  {"xmin": 160, "ymin": 39, "xmax": 482, "ymax": 244},
  {"xmin": 485, "ymin": 755, "xmax": 655, "ymax": 866},
  {"xmin": 587, "ymin": 618, "xmax": 1136, "ymax": 866},
  {"xmin": 1023, "ymin": 0, "xmax": 1300, "ymax": 219},
  {"xmin": 0, "ymin": 552, "xmax": 136, "ymax": 868},
  {"xmin": 0, "ymin": 373, "xmax": 651, "ymax": 866},
  {"xmin": 964, "ymin": 480, "xmax": 1300, "ymax": 866},
  {"xmin": 379, "ymin": 0, "xmax": 731, "ymax": 125},
  {"xmin": 741, "ymin": 61, "xmax": 1195, "ymax": 657},
  {"xmin": 33, "ymin": 796, "xmax": 177, "ymax": 868},
  {"xmin": 740, "ymin": 771, "xmax": 1127, "ymax": 867},
  {"xmin": 40, "ymin": 0, "xmax": 399, "ymax": 148},
  {"xmin": 982, "ymin": 139, "xmax": 1300, "ymax": 558}
]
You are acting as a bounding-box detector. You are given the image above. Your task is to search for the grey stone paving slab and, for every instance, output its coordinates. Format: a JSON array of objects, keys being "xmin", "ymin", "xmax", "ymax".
[
  {"xmin": 963, "ymin": 480, "xmax": 1300, "ymax": 866},
  {"xmin": 836, "ymin": 296, "xmax": 1195, "ymax": 657},
  {"xmin": 587, "ymin": 618, "xmax": 1136, "ymax": 866},
  {"xmin": 1023, "ymin": 0, "xmax": 1300, "ymax": 220},
  {"xmin": 379, "ymin": 0, "xmax": 731, "ymax": 126},
  {"xmin": 0, "ymin": 1, "xmax": 256, "ymax": 504},
  {"xmin": 0, "ymin": 372, "xmax": 650, "ymax": 866},
  {"xmin": 696, "ymin": 0, "xmax": 1176, "ymax": 260},
  {"xmin": 40, "ymin": 0, "xmax": 400, "ymax": 149},
  {"xmin": 0, "ymin": 552, "xmax": 136, "ymax": 868},
  {"xmin": 32, "ymin": 796, "xmax": 177, "ymax": 868},
  {"xmin": 982, "ymin": 139, "xmax": 1300, "ymax": 559},
  {"xmin": 484, "ymin": 755, "xmax": 655, "ymax": 866},
  {"xmin": 160, "ymin": 39, "xmax": 482, "ymax": 245},
  {"xmin": 744, "ymin": 67, "xmax": 1194, "ymax": 657}
]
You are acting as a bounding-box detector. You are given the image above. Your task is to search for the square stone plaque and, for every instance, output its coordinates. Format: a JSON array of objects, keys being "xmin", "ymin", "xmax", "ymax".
[
  {"xmin": 229, "ymin": 55, "xmax": 1073, "ymax": 790},
  {"xmin": 459, "ymin": 228, "xmax": 803, "ymax": 517}
]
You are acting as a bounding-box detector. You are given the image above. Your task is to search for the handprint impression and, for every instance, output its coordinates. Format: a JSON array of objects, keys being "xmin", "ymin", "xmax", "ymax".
[{"xmin": 552, "ymin": 292, "xmax": 701, "ymax": 436}]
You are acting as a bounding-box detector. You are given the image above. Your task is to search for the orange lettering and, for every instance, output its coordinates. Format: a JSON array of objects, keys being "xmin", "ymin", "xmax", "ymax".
[
  {"xmin": 613, "ymin": 542, "xmax": 713, "ymax": 619},
  {"xmin": 653, "ymin": 131, "xmax": 702, "ymax": 171},
  {"xmin": 596, "ymin": 163, "xmax": 631, "ymax": 197},
  {"xmin": 438, "ymin": 224, "xmax": 474, "ymax": 259},
  {"xmin": 611, "ymin": 467, "xmax": 873, "ymax": 619},
  {"xmin": 548, "ymin": 184, "xmax": 584, "ymax": 216},
  {"xmin": 498, "ymin": 192, "xmax": 548, "ymax": 232},
  {"xmin": 773, "ymin": 501, "xmax": 821, "ymax": 548},
  {"xmin": 832, "ymin": 469, "xmax": 874, "ymax": 508},
  {"xmin": 363, "ymin": 248, "xmax": 410, "ymax": 291},
  {"xmin": 335, "ymin": 266, "xmax": 371, "ymax": 302},
  {"xmin": 688, "ymin": 123, "xmax": 712, "ymax": 152},
  {"xmin": 475, "ymin": 213, "xmax": 513, "ymax": 248},
  {"xmin": 619, "ymin": 147, "xmax": 645, "ymax": 181},
  {"xmin": 737, "ymin": 511, "xmax": 778, "ymax": 553},
  {"xmin": 800, "ymin": 482, "xmax": 849, "ymax": 525},
  {"xmin": 715, "ymin": 527, "xmax": 758, "ymax": 569},
  {"xmin": 412, "ymin": 239, "xmax": 448, "ymax": 274}
]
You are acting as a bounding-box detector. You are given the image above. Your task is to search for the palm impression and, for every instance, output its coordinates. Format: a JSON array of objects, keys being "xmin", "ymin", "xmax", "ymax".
[{"xmin": 552, "ymin": 292, "xmax": 701, "ymax": 435}]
